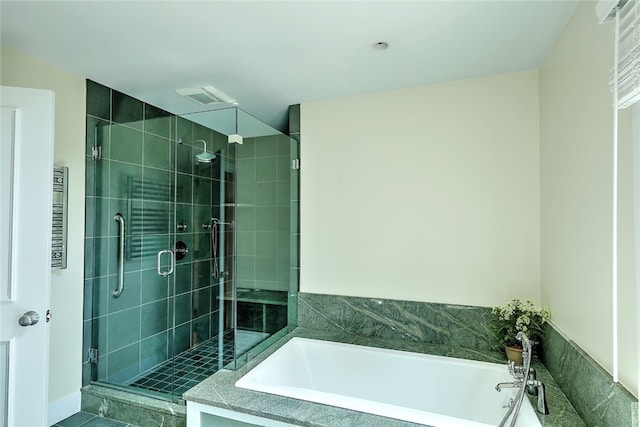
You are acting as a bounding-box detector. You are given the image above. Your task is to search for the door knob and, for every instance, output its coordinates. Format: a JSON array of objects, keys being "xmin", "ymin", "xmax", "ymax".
[{"xmin": 18, "ymin": 311, "xmax": 40, "ymax": 327}]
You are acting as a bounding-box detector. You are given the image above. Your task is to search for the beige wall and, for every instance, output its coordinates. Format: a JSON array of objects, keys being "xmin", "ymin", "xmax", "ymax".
[
  {"xmin": 300, "ymin": 69, "xmax": 541, "ymax": 307},
  {"xmin": 540, "ymin": 0, "xmax": 637, "ymax": 394},
  {"xmin": 1, "ymin": 46, "xmax": 86, "ymax": 406}
]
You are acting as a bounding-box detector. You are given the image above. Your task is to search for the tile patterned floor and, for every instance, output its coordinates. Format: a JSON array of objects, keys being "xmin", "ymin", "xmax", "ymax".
[
  {"xmin": 51, "ymin": 411, "xmax": 137, "ymax": 427},
  {"xmin": 128, "ymin": 330, "xmax": 269, "ymax": 396}
]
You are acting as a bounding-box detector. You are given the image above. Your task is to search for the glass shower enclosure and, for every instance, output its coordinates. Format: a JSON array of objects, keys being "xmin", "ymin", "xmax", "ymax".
[{"xmin": 84, "ymin": 81, "xmax": 299, "ymax": 402}]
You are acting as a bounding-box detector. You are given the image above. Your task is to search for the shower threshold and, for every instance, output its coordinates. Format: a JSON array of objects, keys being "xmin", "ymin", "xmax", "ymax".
[{"xmin": 127, "ymin": 330, "xmax": 270, "ymax": 397}]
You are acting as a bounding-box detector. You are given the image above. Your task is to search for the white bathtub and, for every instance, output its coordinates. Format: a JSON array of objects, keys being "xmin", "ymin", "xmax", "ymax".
[{"xmin": 235, "ymin": 338, "xmax": 542, "ymax": 427}]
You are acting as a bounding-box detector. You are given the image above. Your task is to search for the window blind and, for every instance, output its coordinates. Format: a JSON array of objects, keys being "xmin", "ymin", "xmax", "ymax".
[{"xmin": 612, "ymin": 0, "xmax": 640, "ymax": 108}]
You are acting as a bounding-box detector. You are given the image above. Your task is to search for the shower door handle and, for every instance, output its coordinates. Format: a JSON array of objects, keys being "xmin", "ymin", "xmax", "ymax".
[
  {"xmin": 157, "ymin": 249, "xmax": 175, "ymax": 277},
  {"xmin": 113, "ymin": 213, "xmax": 125, "ymax": 297}
]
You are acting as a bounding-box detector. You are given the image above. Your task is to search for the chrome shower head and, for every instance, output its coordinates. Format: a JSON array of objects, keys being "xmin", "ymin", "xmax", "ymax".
[
  {"xmin": 196, "ymin": 151, "xmax": 217, "ymax": 163},
  {"xmin": 192, "ymin": 139, "xmax": 216, "ymax": 163}
]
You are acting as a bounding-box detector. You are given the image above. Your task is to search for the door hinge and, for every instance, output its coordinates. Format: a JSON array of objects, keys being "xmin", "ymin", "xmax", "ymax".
[
  {"xmin": 292, "ymin": 158, "xmax": 300, "ymax": 170},
  {"xmin": 88, "ymin": 348, "xmax": 99, "ymax": 364},
  {"xmin": 45, "ymin": 309, "xmax": 52, "ymax": 322},
  {"xmin": 91, "ymin": 145, "xmax": 102, "ymax": 160}
]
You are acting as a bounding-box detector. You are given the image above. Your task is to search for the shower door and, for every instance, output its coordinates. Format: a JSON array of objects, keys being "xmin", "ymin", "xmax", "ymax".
[
  {"xmin": 84, "ymin": 82, "xmax": 298, "ymax": 403},
  {"xmin": 84, "ymin": 84, "xmax": 234, "ymax": 401}
]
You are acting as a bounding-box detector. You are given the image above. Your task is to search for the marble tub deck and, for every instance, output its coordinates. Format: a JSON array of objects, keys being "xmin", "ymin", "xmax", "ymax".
[{"xmin": 183, "ymin": 327, "xmax": 585, "ymax": 427}]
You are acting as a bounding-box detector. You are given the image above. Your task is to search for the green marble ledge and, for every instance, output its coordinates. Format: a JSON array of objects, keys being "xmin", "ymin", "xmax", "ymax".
[
  {"xmin": 81, "ymin": 384, "xmax": 186, "ymax": 427},
  {"xmin": 183, "ymin": 327, "xmax": 585, "ymax": 427},
  {"xmin": 298, "ymin": 292, "xmax": 496, "ymax": 352},
  {"xmin": 541, "ymin": 324, "xmax": 638, "ymax": 427}
]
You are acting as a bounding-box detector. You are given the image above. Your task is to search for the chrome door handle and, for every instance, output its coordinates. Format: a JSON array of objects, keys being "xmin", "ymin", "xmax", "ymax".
[
  {"xmin": 18, "ymin": 310, "xmax": 40, "ymax": 327},
  {"xmin": 157, "ymin": 249, "xmax": 175, "ymax": 277},
  {"xmin": 113, "ymin": 213, "xmax": 125, "ymax": 297}
]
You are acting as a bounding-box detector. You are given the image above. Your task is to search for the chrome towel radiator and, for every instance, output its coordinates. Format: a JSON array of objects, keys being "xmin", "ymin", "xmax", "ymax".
[{"xmin": 51, "ymin": 167, "xmax": 68, "ymax": 269}]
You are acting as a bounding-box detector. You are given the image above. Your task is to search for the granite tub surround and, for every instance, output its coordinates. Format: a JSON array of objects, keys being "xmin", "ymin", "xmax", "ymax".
[
  {"xmin": 297, "ymin": 292, "xmax": 496, "ymax": 352},
  {"xmin": 541, "ymin": 324, "xmax": 638, "ymax": 427},
  {"xmin": 183, "ymin": 327, "xmax": 585, "ymax": 427},
  {"xmin": 81, "ymin": 385, "xmax": 186, "ymax": 427}
]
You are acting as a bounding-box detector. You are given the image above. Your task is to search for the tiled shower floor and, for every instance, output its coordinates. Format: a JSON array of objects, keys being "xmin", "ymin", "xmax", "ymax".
[{"xmin": 128, "ymin": 330, "xmax": 269, "ymax": 396}]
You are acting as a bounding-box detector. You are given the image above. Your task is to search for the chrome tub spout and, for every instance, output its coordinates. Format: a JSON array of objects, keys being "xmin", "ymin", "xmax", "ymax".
[{"xmin": 495, "ymin": 381, "xmax": 521, "ymax": 392}]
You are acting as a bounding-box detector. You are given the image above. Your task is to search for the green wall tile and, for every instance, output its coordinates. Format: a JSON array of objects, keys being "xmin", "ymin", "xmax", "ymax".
[
  {"xmin": 86, "ymin": 80, "xmax": 111, "ymax": 120},
  {"xmin": 236, "ymin": 138, "xmax": 255, "ymax": 159},
  {"xmin": 176, "ymin": 143, "xmax": 193, "ymax": 175},
  {"xmin": 94, "ymin": 159, "xmax": 110, "ymax": 198},
  {"xmin": 236, "ymin": 207, "xmax": 255, "ymax": 231},
  {"xmin": 255, "ymin": 207, "xmax": 277, "ymax": 231},
  {"xmin": 174, "ymin": 293, "xmax": 192, "ymax": 326},
  {"xmin": 192, "ymin": 288, "xmax": 211, "ymax": 318},
  {"xmin": 124, "ymin": 235, "xmax": 142, "ymax": 273},
  {"xmin": 83, "ymin": 279, "xmax": 94, "ymax": 321},
  {"xmin": 143, "ymin": 134, "xmax": 171, "ymax": 171},
  {"xmin": 191, "ymin": 260, "xmax": 210, "ymax": 289},
  {"xmin": 86, "ymin": 116, "xmax": 110, "ymax": 157},
  {"xmin": 107, "ymin": 343, "xmax": 140, "ymax": 383},
  {"xmin": 110, "ymin": 125, "xmax": 143, "ymax": 164},
  {"xmin": 288, "ymin": 104, "xmax": 300, "ymax": 135},
  {"xmin": 174, "ymin": 116, "xmax": 193, "ymax": 143},
  {"xmin": 141, "ymin": 201, "xmax": 171, "ymax": 235},
  {"xmin": 143, "ymin": 167, "xmax": 172, "ymax": 202},
  {"xmin": 174, "ymin": 263, "xmax": 192, "ymax": 295},
  {"xmin": 255, "ymin": 136, "xmax": 277, "ymax": 157},
  {"xmin": 109, "ymin": 162, "xmax": 142, "ymax": 199},
  {"xmin": 255, "ymin": 256, "xmax": 276, "ymax": 282},
  {"xmin": 140, "ymin": 331, "xmax": 169, "ymax": 373},
  {"xmin": 193, "ymin": 315, "xmax": 210, "ymax": 344},
  {"xmin": 193, "ymin": 123, "xmax": 212, "ymax": 143},
  {"xmin": 236, "ymin": 231, "xmax": 255, "ymax": 256},
  {"xmin": 92, "ymin": 275, "xmax": 110, "ymax": 318},
  {"xmin": 176, "ymin": 203, "xmax": 194, "ymax": 233},
  {"xmin": 255, "ymin": 182, "xmax": 277, "ymax": 207},
  {"xmin": 237, "ymin": 158, "xmax": 256, "ymax": 184},
  {"xmin": 140, "ymin": 234, "xmax": 169, "ymax": 270},
  {"xmin": 107, "ymin": 307, "xmax": 140, "ymax": 351},
  {"xmin": 85, "ymin": 158, "xmax": 96, "ymax": 197},
  {"xmin": 256, "ymin": 157, "xmax": 277, "ymax": 182},
  {"xmin": 193, "ymin": 232, "xmax": 211, "ymax": 261},
  {"xmin": 144, "ymin": 104, "xmax": 171, "ymax": 138},
  {"xmin": 255, "ymin": 232, "xmax": 276, "ymax": 256},
  {"xmin": 108, "ymin": 271, "xmax": 141, "ymax": 314},
  {"xmin": 176, "ymin": 173, "xmax": 192, "ymax": 204},
  {"xmin": 237, "ymin": 183, "xmax": 256, "ymax": 206},
  {"xmin": 173, "ymin": 323, "xmax": 190, "ymax": 355},
  {"xmin": 192, "ymin": 205, "xmax": 212, "ymax": 232},
  {"xmin": 85, "ymin": 199, "xmax": 96, "ymax": 240},
  {"xmin": 236, "ymin": 256, "xmax": 255, "ymax": 281},
  {"xmin": 112, "ymin": 90, "xmax": 143, "ymax": 128},
  {"xmin": 194, "ymin": 177, "xmax": 212, "ymax": 206},
  {"xmin": 141, "ymin": 269, "xmax": 169, "ymax": 303},
  {"xmin": 276, "ymin": 155, "xmax": 290, "ymax": 182},
  {"xmin": 141, "ymin": 299, "xmax": 169, "ymax": 339}
]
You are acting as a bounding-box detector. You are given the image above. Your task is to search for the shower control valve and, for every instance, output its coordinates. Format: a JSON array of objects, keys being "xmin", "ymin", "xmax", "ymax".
[{"xmin": 174, "ymin": 241, "xmax": 189, "ymax": 260}]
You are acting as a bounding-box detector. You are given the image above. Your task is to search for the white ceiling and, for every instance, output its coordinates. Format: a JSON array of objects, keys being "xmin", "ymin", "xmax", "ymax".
[{"xmin": 0, "ymin": 0, "xmax": 578, "ymax": 133}]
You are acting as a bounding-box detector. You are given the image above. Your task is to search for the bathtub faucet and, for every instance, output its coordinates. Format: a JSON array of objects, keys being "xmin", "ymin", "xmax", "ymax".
[
  {"xmin": 497, "ymin": 332, "xmax": 536, "ymax": 427},
  {"xmin": 495, "ymin": 375, "xmax": 549, "ymax": 415}
]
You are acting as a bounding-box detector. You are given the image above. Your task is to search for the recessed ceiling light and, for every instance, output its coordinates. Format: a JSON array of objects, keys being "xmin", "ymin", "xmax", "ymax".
[
  {"xmin": 372, "ymin": 41, "xmax": 389, "ymax": 51},
  {"xmin": 176, "ymin": 85, "xmax": 236, "ymax": 106}
]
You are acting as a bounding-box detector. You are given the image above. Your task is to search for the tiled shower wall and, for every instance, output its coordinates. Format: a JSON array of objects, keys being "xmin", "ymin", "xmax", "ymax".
[
  {"xmin": 236, "ymin": 136, "xmax": 291, "ymax": 292},
  {"xmin": 83, "ymin": 80, "xmax": 229, "ymax": 385}
]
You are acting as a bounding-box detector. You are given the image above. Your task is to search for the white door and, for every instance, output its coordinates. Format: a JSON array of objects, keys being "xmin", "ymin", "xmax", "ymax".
[{"xmin": 0, "ymin": 86, "xmax": 54, "ymax": 427}]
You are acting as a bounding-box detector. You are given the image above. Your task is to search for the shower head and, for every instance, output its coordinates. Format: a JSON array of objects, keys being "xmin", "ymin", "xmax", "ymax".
[
  {"xmin": 192, "ymin": 139, "xmax": 217, "ymax": 163},
  {"xmin": 196, "ymin": 151, "xmax": 217, "ymax": 163}
]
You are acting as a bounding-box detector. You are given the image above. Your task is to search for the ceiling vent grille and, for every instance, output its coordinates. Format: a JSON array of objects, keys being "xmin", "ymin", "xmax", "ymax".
[{"xmin": 176, "ymin": 86, "xmax": 235, "ymax": 106}]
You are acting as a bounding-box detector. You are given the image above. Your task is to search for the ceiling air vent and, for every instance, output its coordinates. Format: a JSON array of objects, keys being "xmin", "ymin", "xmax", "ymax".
[{"xmin": 176, "ymin": 86, "xmax": 235, "ymax": 106}]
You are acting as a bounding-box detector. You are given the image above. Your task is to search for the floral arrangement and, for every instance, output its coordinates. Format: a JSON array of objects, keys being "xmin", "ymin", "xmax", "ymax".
[{"xmin": 490, "ymin": 298, "xmax": 551, "ymax": 348}]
